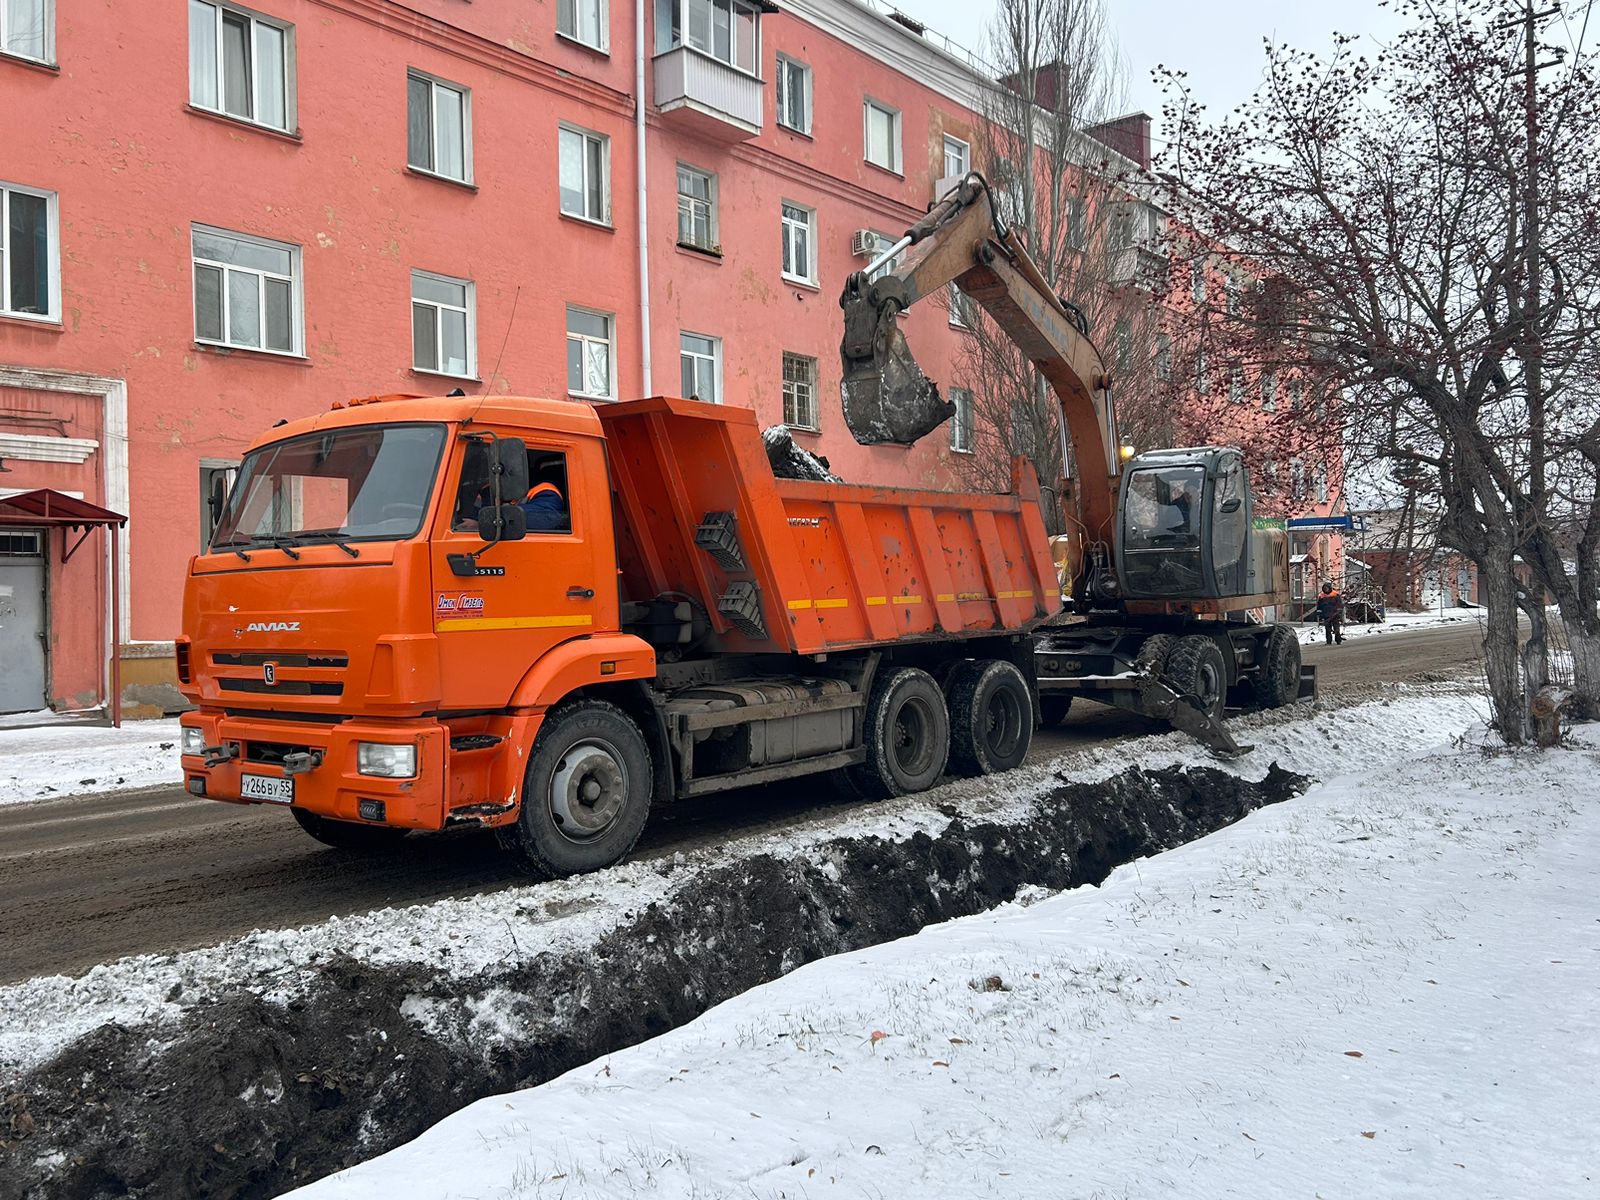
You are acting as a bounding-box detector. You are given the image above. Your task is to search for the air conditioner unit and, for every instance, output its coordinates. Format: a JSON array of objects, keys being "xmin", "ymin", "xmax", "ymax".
[{"xmin": 850, "ymin": 229, "xmax": 879, "ymax": 258}]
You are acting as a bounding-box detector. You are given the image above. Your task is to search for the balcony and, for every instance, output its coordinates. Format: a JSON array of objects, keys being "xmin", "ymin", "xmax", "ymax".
[
  {"xmin": 653, "ymin": 46, "xmax": 763, "ymax": 142},
  {"xmin": 1109, "ymin": 244, "xmax": 1170, "ymax": 292}
]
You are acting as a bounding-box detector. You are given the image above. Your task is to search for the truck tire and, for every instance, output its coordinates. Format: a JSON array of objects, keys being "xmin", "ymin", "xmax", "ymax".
[
  {"xmin": 947, "ymin": 660, "xmax": 1033, "ymax": 776},
  {"xmin": 1037, "ymin": 693, "xmax": 1073, "ymax": 728},
  {"xmin": 1162, "ymin": 635, "xmax": 1228, "ymax": 720},
  {"xmin": 1258, "ymin": 624, "xmax": 1302, "ymax": 708},
  {"xmin": 499, "ymin": 699, "xmax": 653, "ymax": 880},
  {"xmin": 291, "ymin": 807, "xmax": 410, "ymax": 850},
  {"xmin": 848, "ymin": 667, "xmax": 950, "ymax": 799}
]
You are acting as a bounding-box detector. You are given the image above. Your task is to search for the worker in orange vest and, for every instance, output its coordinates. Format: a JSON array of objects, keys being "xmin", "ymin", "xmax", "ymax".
[{"xmin": 1315, "ymin": 580, "xmax": 1344, "ymax": 645}]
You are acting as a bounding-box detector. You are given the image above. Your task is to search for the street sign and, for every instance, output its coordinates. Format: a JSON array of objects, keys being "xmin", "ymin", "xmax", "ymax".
[{"xmin": 1287, "ymin": 515, "xmax": 1354, "ymax": 531}]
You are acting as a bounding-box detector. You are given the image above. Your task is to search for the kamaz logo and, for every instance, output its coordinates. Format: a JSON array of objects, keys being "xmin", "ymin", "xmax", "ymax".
[{"xmin": 245, "ymin": 621, "xmax": 301, "ymax": 633}]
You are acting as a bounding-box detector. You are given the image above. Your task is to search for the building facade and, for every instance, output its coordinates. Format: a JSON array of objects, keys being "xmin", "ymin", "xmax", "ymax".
[{"xmin": 2, "ymin": 0, "xmax": 1023, "ymax": 714}]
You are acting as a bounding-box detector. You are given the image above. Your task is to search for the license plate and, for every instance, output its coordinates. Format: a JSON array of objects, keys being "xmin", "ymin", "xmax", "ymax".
[{"xmin": 240, "ymin": 773, "xmax": 294, "ymax": 804}]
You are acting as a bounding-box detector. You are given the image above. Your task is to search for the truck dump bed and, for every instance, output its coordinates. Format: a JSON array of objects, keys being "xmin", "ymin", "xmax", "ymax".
[{"xmin": 600, "ymin": 397, "xmax": 1060, "ymax": 656}]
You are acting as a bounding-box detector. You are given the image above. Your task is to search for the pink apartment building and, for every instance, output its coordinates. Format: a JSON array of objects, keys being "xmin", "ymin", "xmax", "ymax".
[
  {"xmin": 1, "ymin": 0, "xmax": 1030, "ymax": 715},
  {"xmin": 0, "ymin": 0, "xmax": 1328, "ymax": 717}
]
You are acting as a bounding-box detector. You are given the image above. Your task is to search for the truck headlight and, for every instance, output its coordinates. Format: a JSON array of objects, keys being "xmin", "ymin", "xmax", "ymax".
[
  {"xmin": 181, "ymin": 726, "xmax": 206, "ymax": 756},
  {"xmin": 357, "ymin": 742, "xmax": 417, "ymax": 778}
]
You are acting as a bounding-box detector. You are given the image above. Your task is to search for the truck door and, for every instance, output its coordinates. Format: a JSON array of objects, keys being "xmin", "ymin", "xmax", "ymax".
[{"xmin": 431, "ymin": 438, "xmax": 604, "ymax": 710}]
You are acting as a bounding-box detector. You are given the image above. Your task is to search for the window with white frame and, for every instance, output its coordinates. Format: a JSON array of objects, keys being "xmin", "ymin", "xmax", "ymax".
[
  {"xmin": 776, "ymin": 54, "xmax": 811, "ymax": 134},
  {"xmin": 1228, "ymin": 367, "xmax": 1243, "ymax": 404},
  {"xmin": 677, "ymin": 164, "xmax": 717, "ymax": 251},
  {"xmin": 1290, "ymin": 457, "xmax": 1305, "ymax": 501},
  {"xmin": 865, "ymin": 231, "xmax": 902, "ymax": 278},
  {"xmin": 407, "ymin": 70, "xmax": 471, "ymax": 182},
  {"xmin": 411, "ymin": 270, "xmax": 475, "ymax": 377},
  {"xmin": 782, "ymin": 352, "xmax": 817, "ymax": 430},
  {"xmin": 559, "ymin": 125, "xmax": 610, "ymax": 223},
  {"xmin": 654, "ymin": 0, "xmax": 760, "ymax": 74},
  {"xmin": 949, "ymin": 387, "xmax": 974, "ymax": 453},
  {"xmin": 0, "ymin": 182, "xmax": 58, "ymax": 321},
  {"xmin": 188, "ymin": 1, "xmax": 294, "ymax": 131},
  {"xmin": 1114, "ymin": 317, "xmax": 1132, "ymax": 374},
  {"xmin": 1190, "ymin": 259, "xmax": 1206, "ymax": 304},
  {"xmin": 2, "ymin": 0, "xmax": 52, "ymax": 63},
  {"xmin": 192, "ymin": 225, "xmax": 300, "ymax": 353},
  {"xmin": 864, "ymin": 99, "xmax": 901, "ymax": 173},
  {"xmin": 557, "ymin": 0, "xmax": 608, "ymax": 51},
  {"xmin": 1154, "ymin": 332, "xmax": 1172, "ymax": 381},
  {"xmin": 780, "ymin": 202, "xmax": 816, "ymax": 284},
  {"xmin": 680, "ymin": 332, "xmax": 720, "ymax": 402},
  {"xmin": 1315, "ymin": 460, "xmax": 1329, "ymax": 502},
  {"xmin": 1066, "ymin": 197, "xmax": 1087, "ymax": 250},
  {"xmin": 942, "ymin": 134, "xmax": 969, "ymax": 180},
  {"xmin": 1261, "ymin": 371, "xmax": 1277, "ymax": 412},
  {"xmin": 567, "ymin": 306, "xmax": 615, "ymax": 399},
  {"xmin": 948, "ymin": 282, "xmax": 974, "ymax": 329},
  {"xmin": 1288, "ymin": 379, "xmax": 1304, "ymax": 410}
]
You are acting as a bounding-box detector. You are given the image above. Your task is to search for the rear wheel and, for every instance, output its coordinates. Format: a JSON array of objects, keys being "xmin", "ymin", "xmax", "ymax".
[
  {"xmin": 291, "ymin": 807, "xmax": 410, "ymax": 851},
  {"xmin": 1258, "ymin": 624, "xmax": 1302, "ymax": 708},
  {"xmin": 498, "ymin": 699, "xmax": 653, "ymax": 880},
  {"xmin": 848, "ymin": 667, "xmax": 950, "ymax": 799},
  {"xmin": 947, "ymin": 660, "xmax": 1033, "ymax": 776},
  {"xmin": 1162, "ymin": 635, "xmax": 1228, "ymax": 720},
  {"xmin": 1037, "ymin": 692, "xmax": 1073, "ymax": 728},
  {"xmin": 1133, "ymin": 633, "xmax": 1179, "ymax": 710}
]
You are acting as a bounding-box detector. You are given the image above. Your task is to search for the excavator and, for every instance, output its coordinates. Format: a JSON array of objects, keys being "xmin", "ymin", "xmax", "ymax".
[{"xmin": 838, "ymin": 173, "xmax": 1312, "ymax": 754}]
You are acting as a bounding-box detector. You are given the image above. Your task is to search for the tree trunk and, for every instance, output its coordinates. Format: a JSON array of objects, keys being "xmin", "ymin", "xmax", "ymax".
[
  {"xmin": 1563, "ymin": 619, "xmax": 1600, "ymax": 721},
  {"xmin": 1479, "ymin": 545, "xmax": 1527, "ymax": 744}
]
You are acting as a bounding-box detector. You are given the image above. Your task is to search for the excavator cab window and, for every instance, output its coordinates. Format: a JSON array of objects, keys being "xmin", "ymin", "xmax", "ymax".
[
  {"xmin": 1210, "ymin": 455, "xmax": 1249, "ymax": 594},
  {"xmin": 1121, "ymin": 464, "xmax": 1206, "ymax": 597}
]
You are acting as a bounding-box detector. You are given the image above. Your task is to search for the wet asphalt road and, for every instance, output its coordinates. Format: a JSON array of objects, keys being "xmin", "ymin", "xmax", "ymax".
[{"xmin": 0, "ymin": 620, "xmax": 1484, "ymax": 984}]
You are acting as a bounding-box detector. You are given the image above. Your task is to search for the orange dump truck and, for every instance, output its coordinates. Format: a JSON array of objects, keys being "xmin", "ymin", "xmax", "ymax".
[{"xmin": 178, "ymin": 394, "xmax": 1059, "ymax": 877}]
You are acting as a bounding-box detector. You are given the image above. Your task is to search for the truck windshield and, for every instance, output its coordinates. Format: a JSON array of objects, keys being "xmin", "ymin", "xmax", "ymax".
[{"xmin": 211, "ymin": 423, "xmax": 447, "ymax": 550}]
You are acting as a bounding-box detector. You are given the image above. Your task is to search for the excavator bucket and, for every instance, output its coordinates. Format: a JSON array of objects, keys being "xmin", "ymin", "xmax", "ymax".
[
  {"xmin": 839, "ymin": 273, "xmax": 955, "ymax": 445},
  {"xmin": 1140, "ymin": 677, "xmax": 1252, "ymax": 759}
]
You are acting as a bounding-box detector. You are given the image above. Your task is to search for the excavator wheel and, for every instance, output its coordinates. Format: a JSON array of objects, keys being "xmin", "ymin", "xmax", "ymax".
[
  {"xmin": 1133, "ymin": 634, "xmax": 1179, "ymax": 708},
  {"xmin": 947, "ymin": 659, "xmax": 1033, "ymax": 776},
  {"xmin": 291, "ymin": 807, "xmax": 410, "ymax": 851},
  {"xmin": 1161, "ymin": 635, "xmax": 1228, "ymax": 721},
  {"xmin": 499, "ymin": 699, "xmax": 653, "ymax": 880},
  {"xmin": 848, "ymin": 667, "xmax": 950, "ymax": 799},
  {"xmin": 1257, "ymin": 625, "xmax": 1302, "ymax": 708}
]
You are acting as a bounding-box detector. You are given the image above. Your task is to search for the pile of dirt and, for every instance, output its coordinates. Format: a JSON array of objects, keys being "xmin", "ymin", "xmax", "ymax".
[{"xmin": 0, "ymin": 761, "xmax": 1306, "ymax": 1199}]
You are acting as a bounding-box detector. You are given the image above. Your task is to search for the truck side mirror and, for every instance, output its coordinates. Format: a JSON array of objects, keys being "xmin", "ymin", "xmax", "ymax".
[
  {"xmin": 493, "ymin": 438, "xmax": 530, "ymax": 504},
  {"xmin": 1220, "ymin": 497, "xmax": 1243, "ymax": 514},
  {"xmin": 208, "ymin": 474, "xmax": 229, "ymax": 526},
  {"xmin": 478, "ymin": 502, "xmax": 527, "ymax": 544}
]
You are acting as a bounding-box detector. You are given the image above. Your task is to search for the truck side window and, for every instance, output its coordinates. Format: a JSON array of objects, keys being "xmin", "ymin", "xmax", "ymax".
[
  {"xmin": 524, "ymin": 450, "xmax": 571, "ymax": 534},
  {"xmin": 452, "ymin": 440, "xmax": 492, "ymax": 530}
]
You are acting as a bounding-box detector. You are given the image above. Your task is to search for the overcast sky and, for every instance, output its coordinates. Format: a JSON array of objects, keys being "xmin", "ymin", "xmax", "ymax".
[{"xmin": 890, "ymin": 0, "xmax": 1410, "ymax": 142}]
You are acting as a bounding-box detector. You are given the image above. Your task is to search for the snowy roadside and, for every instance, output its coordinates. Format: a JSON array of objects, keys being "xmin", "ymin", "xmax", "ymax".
[
  {"xmin": 1294, "ymin": 606, "xmax": 1483, "ymax": 645},
  {"xmin": 0, "ymin": 683, "xmax": 1481, "ymax": 1079},
  {"xmin": 0, "ymin": 718, "xmax": 183, "ymax": 806},
  {"xmin": 294, "ymin": 704, "xmax": 1600, "ymax": 1200}
]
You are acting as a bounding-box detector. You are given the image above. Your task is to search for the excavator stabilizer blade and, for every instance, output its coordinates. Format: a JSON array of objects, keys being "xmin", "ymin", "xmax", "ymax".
[
  {"xmin": 841, "ymin": 323, "xmax": 955, "ymax": 446},
  {"xmin": 1141, "ymin": 678, "xmax": 1252, "ymax": 759}
]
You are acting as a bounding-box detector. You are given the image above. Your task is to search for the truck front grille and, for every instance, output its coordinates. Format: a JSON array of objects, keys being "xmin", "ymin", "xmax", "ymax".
[
  {"xmin": 219, "ymin": 679, "xmax": 343, "ymax": 697},
  {"xmin": 212, "ymin": 650, "xmax": 349, "ymax": 668}
]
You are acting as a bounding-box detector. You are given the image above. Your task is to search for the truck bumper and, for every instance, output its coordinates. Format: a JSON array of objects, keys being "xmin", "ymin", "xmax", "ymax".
[{"xmin": 178, "ymin": 711, "xmax": 533, "ymax": 831}]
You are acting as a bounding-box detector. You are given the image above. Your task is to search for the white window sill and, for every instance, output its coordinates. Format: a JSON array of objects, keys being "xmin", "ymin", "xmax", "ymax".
[
  {"xmin": 786, "ymin": 423, "xmax": 821, "ymax": 435},
  {"xmin": 411, "ymin": 367, "xmax": 481, "ymax": 384},
  {"xmin": 782, "ymin": 274, "xmax": 820, "ymax": 292},
  {"xmin": 950, "ymin": 446, "xmax": 974, "ymax": 455},
  {"xmin": 186, "ymin": 104, "xmax": 301, "ymax": 143},
  {"xmin": 555, "ymin": 30, "xmax": 610, "ymax": 56},
  {"xmin": 405, "ymin": 165, "xmax": 477, "ymax": 192},
  {"xmin": 194, "ymin": 340, "xmax": 308, "ymax": 363},
  {"xmin": 865, "ymin": 160, "xmax": 904, "ymax": 180},
  {"xmin": 0, "ymin": 311, "xmax": 64, "ymax": 331},
  {"xmin": 777, "ymin": 122, "xmax": 813, "ymax": 140},
  {"xmin": 677, "ymin": 241, "xmax": 723, "ymax": 259},
  {"xmin": 560, "ymin": 211, "xmax": 615, "ymax": 232},
  {"xmin": 568, "ymin": 391, "xmax": 616, "ymax": 404},
  {"xmin": 0, "ymin": 48, "xmax": 58, "ymax": 72}
]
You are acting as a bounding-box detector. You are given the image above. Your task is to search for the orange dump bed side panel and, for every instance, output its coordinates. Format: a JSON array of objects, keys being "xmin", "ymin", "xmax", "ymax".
[{"xmin": 599, "ymin": 397, "xmax": 1061, "ymax": 656}]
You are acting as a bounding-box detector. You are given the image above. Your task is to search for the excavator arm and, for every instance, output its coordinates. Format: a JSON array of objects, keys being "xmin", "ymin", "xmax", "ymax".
[{"xmin": 839, "ymin": 174, "xmax": 1121, "ymax": 596}]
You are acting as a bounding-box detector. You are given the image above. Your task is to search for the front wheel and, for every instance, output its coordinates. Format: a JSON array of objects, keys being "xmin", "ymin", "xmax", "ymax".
[
  {"xmin": 1162, "ymin": 635, "xmax": 1228, "ymax": 720},
  {"xmin": 848, "ymin": 667, "xmax": 950, "ymax": 800},
  {"xmin": 291, "ymin": 807, "xmax": 410, "ymax": 851},
  {"xmin": 498, "ymin": 699, "xmax": 653, "ymax": 879},
  {"xmin": 947, "ymin": 660, "xmax": 1033, "ymax": 776}
]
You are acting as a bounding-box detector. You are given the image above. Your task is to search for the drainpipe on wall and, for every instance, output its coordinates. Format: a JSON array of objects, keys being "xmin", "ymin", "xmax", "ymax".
[{"xmin": 635, "ymin": 0, "xmax": 653, "ymax": 396}]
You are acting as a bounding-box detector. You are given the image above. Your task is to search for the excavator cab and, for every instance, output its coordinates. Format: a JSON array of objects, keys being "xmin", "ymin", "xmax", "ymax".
[{"xmin": 1116, "ymin": 447, "xmax": 1283, "ymax": 604}]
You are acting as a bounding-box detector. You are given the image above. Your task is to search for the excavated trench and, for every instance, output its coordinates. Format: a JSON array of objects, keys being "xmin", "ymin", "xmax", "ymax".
[{"xmin": 2, "ymin": 761, "xmax": 1306, "ymax": 1199}]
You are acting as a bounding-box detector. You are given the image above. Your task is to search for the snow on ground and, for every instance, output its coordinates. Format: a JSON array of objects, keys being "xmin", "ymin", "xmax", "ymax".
[
  {"xmin": 1295, "ymin": 606, "xmax": 1483, "ymax": 645},
  {"xmin": 0, "ymin": 718, "xmax": 182, "ymax": 806},
  {"xmin": 293, "ymin": 710, "xmax": 1600, "ymax": 1200},
  {"xmin": 0, "ymin": 683, "xmax": 1483, "ymax": 1080}
]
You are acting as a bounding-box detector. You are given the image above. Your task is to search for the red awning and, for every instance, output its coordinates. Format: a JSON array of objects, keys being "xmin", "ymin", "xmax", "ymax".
[{"xmin": 0, "ymin": 488, "xmax": 127, "ymax": 529}]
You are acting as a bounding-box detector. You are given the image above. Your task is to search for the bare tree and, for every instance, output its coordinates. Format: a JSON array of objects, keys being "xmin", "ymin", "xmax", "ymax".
[
  {"xmin": 1158, "ymin": 0, "xmax": 1600, "ymax": 741},
  {"xmin": 953, "ymin": 0, "xmax": 1168, "ymax": 517}
]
